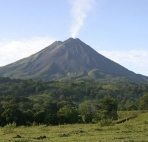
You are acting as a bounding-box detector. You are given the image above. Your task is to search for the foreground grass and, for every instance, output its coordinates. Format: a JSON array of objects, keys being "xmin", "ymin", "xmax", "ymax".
[{"xmin": 0, "ymin": 112, "xmax": 148, "ymax": 142}]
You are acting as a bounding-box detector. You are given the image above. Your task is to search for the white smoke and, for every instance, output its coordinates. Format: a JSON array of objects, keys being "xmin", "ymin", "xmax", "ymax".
[{"xmin": 70, "ymin": 0, "xmax": 95, "ymax": 38}]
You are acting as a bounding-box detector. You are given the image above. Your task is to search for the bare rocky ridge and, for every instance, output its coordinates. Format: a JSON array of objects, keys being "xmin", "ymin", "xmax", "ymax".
[{"xmin": 0, "ymin": 38, "xmax": 147, "ymax": 82}]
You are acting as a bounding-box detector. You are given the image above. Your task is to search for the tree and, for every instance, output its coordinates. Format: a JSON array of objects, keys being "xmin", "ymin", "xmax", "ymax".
[
  {"xmin": 43, "ymin": 101, "xmax": 58, "ymax": 115},
  {"xmin": 44, "ymin": 114, "xmax": 58, "ymax": 125},
  {"xmin": 139, "ymin": 93, "xmax": 148, "ymax": 110},
  {"xmin": 124, "ymin": 100, "xmax": 138, "ymax": 110},
  {"xmin": 34, "ymin": 111, "xmax": 45, "ymax": 124},
  {"xmin": 0, "ymin": 104, "xmax": 5, "ymax": 126},
  {"xmin": 23, "ymin": 110, "xmax": 34, "ymax": 125},
  {"xmin": 99, "ymin": 96, "xmax": 118, "ymax": 120},
  {"xmin": 78, "ymin": 101, "xmax": 93, "ymax": 116},
  {"xmin": 1, "ymin": 103, "xmax": 24, "ymax": 125},
  {"xmin": 78, "ymin": 101, "xmax": 95, "ymax": 123},
  {"xmin": 57, "ymin": 106, "xmax": 79, "ymax": 124}
]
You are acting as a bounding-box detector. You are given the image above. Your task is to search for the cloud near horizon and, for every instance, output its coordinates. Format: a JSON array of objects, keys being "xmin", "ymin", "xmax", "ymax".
[
  {"xmin": 70, "ymin": 0, "xmax": 95, "ymax": 38},
  {"xmin": 0, "ymin": 37, "xmax": 55, "ymax": 67},
  {"xmin": 99, "ymin": 50, "xmax": 148, "ymax": 76}
]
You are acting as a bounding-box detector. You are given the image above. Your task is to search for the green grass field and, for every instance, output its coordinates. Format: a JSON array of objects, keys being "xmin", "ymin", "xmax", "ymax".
[{"xmin": 0, "ymin": 111, "xmax": 148, "ymax": 142}]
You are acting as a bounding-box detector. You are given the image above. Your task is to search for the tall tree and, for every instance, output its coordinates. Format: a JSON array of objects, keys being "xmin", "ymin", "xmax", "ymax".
[
  {"xmin": 99, "ymin": 96, "xmax": 118, "ymax": 120},
  {"xmin": 139, "ymin": 93, "xmax": 148, "ymax": 110}
]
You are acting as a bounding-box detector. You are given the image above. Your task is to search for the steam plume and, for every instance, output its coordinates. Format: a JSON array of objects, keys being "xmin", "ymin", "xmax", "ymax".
[{"xmin": 70, "ymin": 0, "xmax": 95, "ymax": 38}]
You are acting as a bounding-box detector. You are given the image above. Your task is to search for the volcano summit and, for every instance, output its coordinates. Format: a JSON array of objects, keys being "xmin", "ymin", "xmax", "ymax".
[{"xmin": 0, "ymin": 38, "xmax": 147, "ymax": 82}]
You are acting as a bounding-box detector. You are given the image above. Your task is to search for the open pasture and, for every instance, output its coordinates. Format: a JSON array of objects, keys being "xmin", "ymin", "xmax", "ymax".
[{"xmin": 0, "ymin": 111, "xmax": 148, "ymax": 142}]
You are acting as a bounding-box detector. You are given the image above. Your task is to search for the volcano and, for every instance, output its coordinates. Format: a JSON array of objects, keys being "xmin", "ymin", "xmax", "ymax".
[{"xmin": 0, "ymin": 38, "xmax": 147, "ymax": 82}]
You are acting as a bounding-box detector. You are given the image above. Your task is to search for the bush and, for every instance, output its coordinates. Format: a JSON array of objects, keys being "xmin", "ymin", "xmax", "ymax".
[
  {"xmin": 98, "ymin": 119, "xmax": 114, "ymax": 127},
  {"xmin": 144, "ymin": 121, "xmax": 148, "ymax": 124},
  {"xmin": 3, "ymin": 122, "xmax": 16, "ymax": 134}
]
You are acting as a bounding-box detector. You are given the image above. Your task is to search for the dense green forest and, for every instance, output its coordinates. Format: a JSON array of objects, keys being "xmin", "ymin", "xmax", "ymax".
[{"xmin": 0, "ymin": 77, "xmax": 148, "ymax": 126}]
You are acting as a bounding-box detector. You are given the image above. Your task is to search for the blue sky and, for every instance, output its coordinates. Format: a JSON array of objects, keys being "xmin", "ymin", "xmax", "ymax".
[{"xmin": 0, "ymin": 0, "xmax": 148, "ymax": 76}]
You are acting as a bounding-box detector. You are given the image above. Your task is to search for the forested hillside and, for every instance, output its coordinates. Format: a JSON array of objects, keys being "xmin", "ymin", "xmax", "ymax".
[{"xmin": 0, "ymin": 77, "xmax": 148, "ymax": 126}]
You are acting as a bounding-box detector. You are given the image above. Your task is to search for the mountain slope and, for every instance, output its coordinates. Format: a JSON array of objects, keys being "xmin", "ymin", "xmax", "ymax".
[{"xmin": 0, "ymin": 38, "xmax": 147, "ymax": 82}]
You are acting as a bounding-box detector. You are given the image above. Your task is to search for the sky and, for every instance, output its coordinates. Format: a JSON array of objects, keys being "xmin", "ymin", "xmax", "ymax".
[{"xmin": 0, "ymin": 0, "xmax": 148, "ymax": 76}]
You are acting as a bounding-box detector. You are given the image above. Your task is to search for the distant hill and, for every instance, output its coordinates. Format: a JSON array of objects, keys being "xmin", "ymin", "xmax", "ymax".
[{"xmin": 0, "ymin": 38, "xmax": 148, "ymax": 82}]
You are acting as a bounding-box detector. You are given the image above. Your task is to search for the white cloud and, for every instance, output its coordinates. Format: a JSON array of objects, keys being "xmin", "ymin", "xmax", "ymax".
[
  {"xmin": 0, "ymin": 37, "xmax": 55, "ymax": 66},
  {"xmin": 70, "ymin": 0, "xmax": 95, "ymax": 38},
  {"xmin": 99, "ymin": 50, "xmax": 148, "ymax": 76}
]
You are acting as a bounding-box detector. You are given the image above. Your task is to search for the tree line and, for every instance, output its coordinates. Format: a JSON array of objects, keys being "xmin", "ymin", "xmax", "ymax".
[
  {"xmin": 0, "ymin": 95, "xmax": 118, "ymax": 126},
  {"xmin": 0, "ymin": 77, "xmax": 148, "ymax": 126}
]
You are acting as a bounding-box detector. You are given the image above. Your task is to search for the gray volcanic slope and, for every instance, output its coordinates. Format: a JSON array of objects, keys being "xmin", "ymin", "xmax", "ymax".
[{"xmin": 0, "ymin": 38, "xmax": 147, "ymax": 82}]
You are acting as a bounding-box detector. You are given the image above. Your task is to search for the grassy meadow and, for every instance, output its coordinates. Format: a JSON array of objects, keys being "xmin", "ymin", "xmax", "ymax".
[{"xmin": 0, "ymin": 111, "xmax": 148, "ymax": 142}]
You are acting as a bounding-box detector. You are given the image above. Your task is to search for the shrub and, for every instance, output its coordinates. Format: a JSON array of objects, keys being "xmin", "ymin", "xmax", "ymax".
[
  {"xmin": 144, "ymin": 121, "xmax": 148, "ymax": 124},
  {"xmin": 3, "ymin": 122, "xmax": 16, "ymax": 134},
  {"xmin": 98, "ymin": 119, "xmax": 114, "ymax": 127}
]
